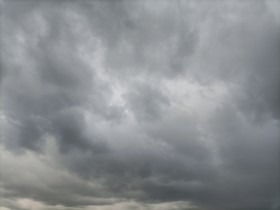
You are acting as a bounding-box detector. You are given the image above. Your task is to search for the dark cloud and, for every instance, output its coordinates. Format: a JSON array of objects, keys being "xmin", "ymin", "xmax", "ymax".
[
  {"xmin": 125, "ymin": 82, "xmax": 170, "ymax": 122},
  {"xmin": 0, "ymin": 0, "xmax": 279, "ymax": 210}
]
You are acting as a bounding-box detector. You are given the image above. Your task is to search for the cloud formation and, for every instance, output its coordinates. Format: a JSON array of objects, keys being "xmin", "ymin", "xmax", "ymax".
[{"xmin": 0, "ymin": 0, "xmax": 279, "ymax": 210}]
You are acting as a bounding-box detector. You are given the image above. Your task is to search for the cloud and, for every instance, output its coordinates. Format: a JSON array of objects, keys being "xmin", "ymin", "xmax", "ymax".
[
  {"xmin": 0, "ymin": 0, "xmax": 279, "ymax": 210},
  {"xmin": 125, "ymin": 81, "xmax": 170, "ymax": 122}
]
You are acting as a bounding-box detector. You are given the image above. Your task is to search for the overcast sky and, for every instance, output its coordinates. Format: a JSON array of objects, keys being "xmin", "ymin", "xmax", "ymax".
[{"xmin": 0, "ymin": 0, "xmax": 279, "ymax": 210}]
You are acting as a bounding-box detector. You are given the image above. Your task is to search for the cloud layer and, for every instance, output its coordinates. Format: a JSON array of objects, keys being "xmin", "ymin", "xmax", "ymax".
[{"xmin": 1, "ymin": 0, "xmax": 279, "ymax": 210}]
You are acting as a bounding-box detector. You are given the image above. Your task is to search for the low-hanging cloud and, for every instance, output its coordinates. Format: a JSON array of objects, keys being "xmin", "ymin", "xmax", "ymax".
[{"xmin": 0, "ymin": 0, "xmax": 279, "ymax": 210}]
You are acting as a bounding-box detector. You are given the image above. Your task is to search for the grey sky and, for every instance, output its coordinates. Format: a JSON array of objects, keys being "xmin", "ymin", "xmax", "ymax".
[{"xmin": 0, "ymin": 0, "xmax": 279, "ymax": 210}]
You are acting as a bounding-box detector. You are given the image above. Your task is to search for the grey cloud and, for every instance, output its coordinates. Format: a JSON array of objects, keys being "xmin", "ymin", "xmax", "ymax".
[
  {"xmin": 47, "ymin": 112, "xmax": 217, "ymax": 207},
  {"xmin": 0, "ymin": 147, "xmax": 119, "ymax": 208},
  {"xmin": 0, "ymin": 0, "xmax": 279, "ymax": 210},
  {"xmin": 125, "ymin": 82, "xmax": 170, "ymax": 122},
  {"xmin": 50, "ymin": 108, "xmax": 109, "ymax": 153},
  {"xmin": 77, "ymin": 0, "xmax": 199, "ymax": 78},
  {"xmin": 237, "ymin": 26, "xmax": 280, "ymax": 120},
  {"xmin": 193, "ymin": 104, "xmax": 280, "ymax": 210},
  {"xmin": 1, "ymin": 0, "xmax": 123, "ymax": 153}
]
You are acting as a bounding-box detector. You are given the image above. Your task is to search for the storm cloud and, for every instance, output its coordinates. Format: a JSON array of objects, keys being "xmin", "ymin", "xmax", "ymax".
[{"xmin": 0, "ymin": 0, "xmax": 279, "ymax": 210}]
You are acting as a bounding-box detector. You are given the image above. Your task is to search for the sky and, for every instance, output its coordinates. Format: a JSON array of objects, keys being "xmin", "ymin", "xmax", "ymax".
[{"xmin": 0, "ymin": 0, "xmax": 279, "ymax": 210}]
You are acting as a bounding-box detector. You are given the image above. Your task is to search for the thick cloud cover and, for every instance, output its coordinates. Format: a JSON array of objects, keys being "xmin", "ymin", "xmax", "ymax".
[{"xmin": 0, "ymin": 0, "xmax": 279, "ymax": 210}]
